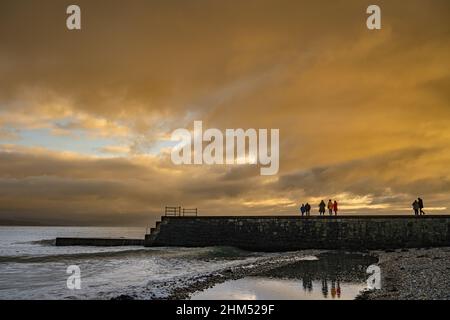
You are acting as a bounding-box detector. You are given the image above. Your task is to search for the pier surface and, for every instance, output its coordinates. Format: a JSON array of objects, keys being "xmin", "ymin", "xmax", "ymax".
[{"xmin": 145, "ymin": 215, "xmax": 450, "ymax": 251}]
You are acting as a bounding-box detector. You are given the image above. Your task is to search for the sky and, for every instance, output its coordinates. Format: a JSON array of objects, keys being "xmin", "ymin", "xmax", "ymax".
[{"xmin": 0, "ymin": 0, "xmax": 449, "ymax": 225}]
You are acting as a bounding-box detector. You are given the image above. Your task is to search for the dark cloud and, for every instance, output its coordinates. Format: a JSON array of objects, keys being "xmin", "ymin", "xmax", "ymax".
[{"xmin": 0, "ymin": 0, "xmax": 449, "ymax": 224}]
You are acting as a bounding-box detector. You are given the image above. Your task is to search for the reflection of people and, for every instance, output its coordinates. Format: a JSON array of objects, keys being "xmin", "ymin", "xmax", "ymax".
[
  {"xmin": 331, "ymin": 280, "xmax": 336, "ymax": 299},
  {"xmin": 302, "ymin": 276, "xmax": 313, "ymax": 293},
  {"xmin": 328, "ymin": 200, "xmax": 333, "ymax": 215},
  {"xmin": 321, "ymin": 279, "xmax": 328, "ymax": 298},
  {"xmin": 336, "ymin": 280, "xmax": 341, "ymax": 298},
  {"xmin": 307, "ymin": 280, "xmax": 312, "ymax": 292},
  {"xmin": 319, "ymin": 200, "xmax": 326, "ymax": 216}
]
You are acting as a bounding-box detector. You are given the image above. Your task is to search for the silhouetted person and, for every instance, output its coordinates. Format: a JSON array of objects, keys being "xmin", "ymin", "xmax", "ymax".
[
  {"xmin": 300, "ymin": 204, "xmax": 306, "ymax": 217},
  {"xmin": 418, "ymin": 197, "xmax": 425, "ymax": 215},
  {"xmin": 412, "ymin": 200, "xmax": 419, "ymax": 216},
  {"xmin": 336, "ymin": 280, "xmax": 341, "ymax": 298},
  {"xmin": 319, "ymin": 200, "xmax": 326, "ymax": 216},
  {"xmin": 333, "ymin": 200, "xmax": 338, "ymax": 216},
  {"xmin": 305, "ymin": 203, "xmax": 311, "ymax": 216},
  {"xmin": 328, "ymin": 200, "xmax": 333, "ymax": 216}
]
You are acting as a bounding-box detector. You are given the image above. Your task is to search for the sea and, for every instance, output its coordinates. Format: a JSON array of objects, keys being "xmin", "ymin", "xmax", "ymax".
[{"xmin": 0, "ymin": 226, "xmax": 375, "ymax": 300}]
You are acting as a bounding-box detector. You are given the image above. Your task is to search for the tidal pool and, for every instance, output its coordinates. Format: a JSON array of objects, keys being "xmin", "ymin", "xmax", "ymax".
[{"xmin": 191, "ymin": 252, "xmax": 378, "ymax": 300}]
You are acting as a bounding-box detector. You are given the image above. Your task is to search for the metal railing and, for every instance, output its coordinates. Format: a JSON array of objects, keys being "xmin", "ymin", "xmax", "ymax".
[
  {"xmin": 182, "ymin": 208, "xmax": 198, "ymax": 216},
  {"xmin": 165, "ymin": 206, "xmax": 181, "ymax": 216},
  {"xmin": 164, "ymin": 206, "xmax": 198, "ymax": 216}
]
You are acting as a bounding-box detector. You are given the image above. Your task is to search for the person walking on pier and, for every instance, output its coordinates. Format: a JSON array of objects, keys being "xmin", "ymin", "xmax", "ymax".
[
  {"xmin": 328, "ymin": 199, "xmax": 333, "ymax": 216},
  {"xmin": 412, "ymin": 200, "xmax": 419, "ymax": 216},
  {"xmin": 418, "ymin": 197, "xmax": 425, "ymax": 215},
  {"xmin": 319, "ymin": 200, "xmax": 326, "ymax": 216},
  {"xmin": 305, "ymin": 203, "xmax": 311, "ymax": 216},
  {"xmin": 333, "ymin": 200, "xmax": 338, "ymax": 216},
  {"xmin": 300, "ymin": 204, "xmax": 306, "ymax": 217}
]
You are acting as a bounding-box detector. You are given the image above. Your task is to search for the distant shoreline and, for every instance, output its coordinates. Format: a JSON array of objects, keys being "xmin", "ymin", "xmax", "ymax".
[{"xmin": 0, "ymin": 222, "xmax": 145, "ymax": 227}]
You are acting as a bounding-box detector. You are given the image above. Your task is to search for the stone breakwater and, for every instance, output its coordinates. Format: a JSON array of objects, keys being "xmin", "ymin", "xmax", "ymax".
[
  {"xmin": 56, "ymin": 237, "xmax": 144, "ymax": 246},
  {"xmin": 145, "ymin": 216, "xmax": 450, "ymax": 251}
]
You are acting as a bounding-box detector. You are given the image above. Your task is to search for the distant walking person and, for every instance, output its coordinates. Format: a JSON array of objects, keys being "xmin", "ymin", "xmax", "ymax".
[
  {"xmin": 319, "ymin": 200, "xmax": 326, "ymax": 216},
  {"xmin": 412, "ymin": 200, "xmax": 419, "ymax": 216},
  {"xmin": 305, "ymin": 203, "xmax": 311, "ymax": 216},
  {"xmin": 328, "ymin": 200, "xmax": 333, "ymax": 216},
  {"xmin": 300, "ymin": 204, "xmax": 306, "ymax": 217},
  {"xmin": 333, "ymin": 200, "xmax": 338, "ymax": 216},
  {"xmin": 418, "ymin": 197, "xmax": 425, "ymax": 215}
]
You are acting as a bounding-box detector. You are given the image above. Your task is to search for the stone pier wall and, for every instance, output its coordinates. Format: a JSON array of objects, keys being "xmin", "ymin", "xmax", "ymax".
[{"xmin": 145, "ymin": 216, "xmax": 450, "ymax": 251}]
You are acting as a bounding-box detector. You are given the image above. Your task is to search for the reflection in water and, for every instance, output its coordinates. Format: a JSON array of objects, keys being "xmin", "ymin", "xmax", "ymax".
[
  {"xmin": 322, "ymin": 279, "xmax": 328, "ymax": 298},
  {"xmin": 191, "ymin": 253, "xmax": 378, "ymax": 300},
  {"xmin": 191, "ymin": 277, "xmax": 364, "ymax": 300},
  {"xmin": 257, "ymin": 252, "xmax": 377, "ymax": 299}
]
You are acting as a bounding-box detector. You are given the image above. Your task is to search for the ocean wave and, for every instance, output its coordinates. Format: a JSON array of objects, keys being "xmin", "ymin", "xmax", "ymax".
[
  {"xmin": 0, "ymin": 248, "xmax": 155, "ymax": 264},
  {"xmin": 14, "ymin": 239, "xmax": 56, "ymax": 246},
  {"xmin": 0, "ymin": 246, "xmax": 257, "ymax": 264},
  {"xmin": 192, "ymin": 246, "xmax": 255, "ymax": 259}
]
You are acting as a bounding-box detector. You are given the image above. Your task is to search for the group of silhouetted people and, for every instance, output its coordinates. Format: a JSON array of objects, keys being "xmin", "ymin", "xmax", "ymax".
[
  {"xmin": 322, "ymin": 199, "xmax": 338, "ymax": 216},
  {"xmin": 412, "ymin": 197, "xmax": 425, "ymax": 216},
  {"xmin": 300, "ymin": 200, "xmax": 339, "ymax": 216},
  {"xmin": 300, "ymin": 197, "xmax": 427, "ymax": 217},
  {"xmin": 300, "ymin": 203, "xmax": 312, "ymax": 216}
]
